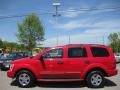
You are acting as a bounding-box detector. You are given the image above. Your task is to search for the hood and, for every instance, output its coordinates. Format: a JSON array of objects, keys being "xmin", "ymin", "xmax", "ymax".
[{"xmin": 11, "ymin": 57, "xmax": 33, "ymax": 64}]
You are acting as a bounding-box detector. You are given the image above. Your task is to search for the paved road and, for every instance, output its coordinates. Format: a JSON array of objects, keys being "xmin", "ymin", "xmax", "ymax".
[{"xmin": 0, "ymin": 64, "xmax": 120, "ymax": 90}]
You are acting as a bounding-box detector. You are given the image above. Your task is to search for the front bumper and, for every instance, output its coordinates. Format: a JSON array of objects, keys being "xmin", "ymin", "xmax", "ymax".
[{"xmin": 7, "ymin": 70, "xmax": 15, "ymax": 78}]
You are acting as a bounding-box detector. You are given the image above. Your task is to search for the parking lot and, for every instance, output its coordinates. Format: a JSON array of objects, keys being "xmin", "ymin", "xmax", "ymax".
[{"xmin": 0, "ymin": 64, "xmax": 120, "ymax": 90}]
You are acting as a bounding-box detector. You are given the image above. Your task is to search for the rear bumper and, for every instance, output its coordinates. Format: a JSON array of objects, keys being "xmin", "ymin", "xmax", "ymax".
[
  {"xmin": 0, "ymin": 63, "xmax": 10, "ymax": 70},
  {"xmin": 107, "ymin": 69, "xmax": 118, "ymax": 77}
]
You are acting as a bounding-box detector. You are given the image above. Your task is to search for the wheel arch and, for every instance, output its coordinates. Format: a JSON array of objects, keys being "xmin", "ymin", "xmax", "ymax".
[
  {"xmin": 84, "ymin": 67, "xmax": 108, "ymax": 79},
  {"xmin": 13, "ymin": 63, "xmax": 40, "ymax": 79},
  {"xmin": 14, "ymin": 68, "xmax": 37, "ymax": 80},
  {"xmin": 81, "ymin": 64, "xmax": 108, "ymax": 79}
]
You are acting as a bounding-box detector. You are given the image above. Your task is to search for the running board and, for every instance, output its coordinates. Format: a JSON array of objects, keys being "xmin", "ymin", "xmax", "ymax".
[{"xmin": 37, "ymin": 79, "xmax": 82, "ymax": 82}]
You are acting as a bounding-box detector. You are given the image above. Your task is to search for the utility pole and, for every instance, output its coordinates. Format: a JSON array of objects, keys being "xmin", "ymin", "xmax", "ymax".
[
  {"xmin": 102, "ymin": 34, "xmax": 105, "ymax": 45},
  {"xmin": 52, "ymin": 3, "xmax": 61, "ymax": 46},
  {"xmin": 53, "ymin": 3, "xmax": 61, "ymax": 17},
  {"xmin": 69, "ymin": 35, "xmax": 71, "ymax": 44}
]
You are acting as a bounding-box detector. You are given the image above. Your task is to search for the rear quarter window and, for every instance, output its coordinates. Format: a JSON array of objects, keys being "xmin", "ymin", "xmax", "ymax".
[{"xmin": 90, "ymin": 47, "xmax": 110, "ymax": 57}]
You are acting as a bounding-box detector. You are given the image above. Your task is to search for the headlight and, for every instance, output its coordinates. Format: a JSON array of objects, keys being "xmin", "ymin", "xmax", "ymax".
[{"xmin": 9, "ymin": 64, "xmax": 14, "ymax": 71}]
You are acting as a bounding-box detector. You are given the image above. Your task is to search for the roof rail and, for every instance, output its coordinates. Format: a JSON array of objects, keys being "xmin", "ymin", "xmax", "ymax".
[{"xmin": 66, "ymin": 44, "xmax": 104, "ymax": 46}]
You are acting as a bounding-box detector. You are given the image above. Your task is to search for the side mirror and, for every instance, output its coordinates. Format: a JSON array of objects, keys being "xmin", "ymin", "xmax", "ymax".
[{"xmin": 40, "ymin": 56, "xmax": 44, "ymax": 61}]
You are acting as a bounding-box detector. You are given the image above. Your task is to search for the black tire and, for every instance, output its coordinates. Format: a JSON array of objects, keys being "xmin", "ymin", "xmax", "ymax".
[
  {"xmin": 16, "ymin": 70, "xmax": 35, "ymax": 88},
  {"xmin": 86, "ymin": 71, "xmax": 104, "ymax": 88}
]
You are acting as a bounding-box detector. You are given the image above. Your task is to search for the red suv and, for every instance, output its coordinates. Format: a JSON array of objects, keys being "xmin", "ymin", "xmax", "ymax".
[{"xmin": 7, "ymin": 44, "xmax": 117, "ymax": 88}]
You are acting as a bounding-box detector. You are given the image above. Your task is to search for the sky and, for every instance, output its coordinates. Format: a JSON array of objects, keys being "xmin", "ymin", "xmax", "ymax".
[{"xmin": 0, "ymin": 0, "xmax": 120, "ymax": 47}]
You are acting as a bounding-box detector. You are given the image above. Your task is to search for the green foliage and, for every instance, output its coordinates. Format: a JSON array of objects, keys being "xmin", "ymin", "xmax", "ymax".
[
  {"xmin": 0, "ymin": 40, "xmax": 26, "ymax": 53},
  {"xmin": 108, "ymin": 32, "xmax": 120, "ymax": 53},
  {"xmin": 16, "ymin": 13, "xmax": 45, "ymax": 51},
  {"xmin": 0, "ymin": 39, "xmax": 3, "ymax": 48}
]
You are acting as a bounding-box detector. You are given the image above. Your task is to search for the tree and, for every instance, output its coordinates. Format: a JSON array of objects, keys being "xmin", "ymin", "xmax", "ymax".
[
  {"xmin": 0, "ymin": 39, "xmax": 3, "ymax": 48},
  {"xmin": 108, "ymin": 32, "xmax": 120, "ymax": 53},
  {"xmin": 2, "ymin": 41, "xmax": 17, "ymax": 52},
  {"xmin": 108, "ymin": 33, "xmax": 118, "ymax": 43},
  {"xmin": 16, "ymin": 14, "xmax": 45, "ymax": 53},
  {"xmin": 2, "ymin": 40, "xmax": 27, "ymax": 53},
  {"xmin": 17, "ymin": 44, "xmax": 27, "ymax": 52}
]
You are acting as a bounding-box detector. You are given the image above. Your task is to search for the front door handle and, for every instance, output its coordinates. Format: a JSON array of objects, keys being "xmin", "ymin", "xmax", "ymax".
[
  {"xmin": 84, "ymin": 60, "xmax": 90, "ymax": 64},
  {"xmin": 57, "ymin": 61, "xmax": 63, "ymax": 64}
]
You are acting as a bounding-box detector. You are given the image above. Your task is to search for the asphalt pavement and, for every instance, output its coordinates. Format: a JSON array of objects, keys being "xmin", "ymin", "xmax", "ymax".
[{"xmin": 0, "ymin": 64, "xmax": 120, "ymax": 90}]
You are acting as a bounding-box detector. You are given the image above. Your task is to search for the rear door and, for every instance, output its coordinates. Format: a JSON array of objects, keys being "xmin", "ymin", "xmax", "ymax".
[{"xmin": 65, "ymin": 46, "xmax": 89, "ymax": 79}]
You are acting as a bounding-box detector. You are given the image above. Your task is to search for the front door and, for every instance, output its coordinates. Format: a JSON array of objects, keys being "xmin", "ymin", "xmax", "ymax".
[{"xmin": 40, "ymin": 48, "xmax": 68, "ymax": 79}]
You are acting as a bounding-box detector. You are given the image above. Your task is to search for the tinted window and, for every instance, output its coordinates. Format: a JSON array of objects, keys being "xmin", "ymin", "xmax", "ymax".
[
  {"xmin": 68, "ymin": 48, "xmax": 87, "ymax": 58},
  {"xmin": 91, "ymin": 47, "xmax": 109, "ymax": 57},
  {"xmin": 43, "ymin": 48, "xmax": 63, "ymax": 58}
]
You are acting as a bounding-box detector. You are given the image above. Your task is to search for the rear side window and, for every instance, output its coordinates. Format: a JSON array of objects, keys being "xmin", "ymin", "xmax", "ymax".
[
  {"xmin": 68, "ymin": 48, "xmax": 87, "ymax": 58},
  {"xmin": 90, "ymin": 47, "xmax": 109, "ymax": 57}
]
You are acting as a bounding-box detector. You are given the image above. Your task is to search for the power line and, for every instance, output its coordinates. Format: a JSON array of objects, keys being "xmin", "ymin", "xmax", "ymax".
[
  {"xmin": 0, "ymin": 6, "xmax": 120, "ymax": 20},
  {"xmin": 0, "ymin": 14, "xmax": 28, "ymax": 19},
  {"xmin": 60, "ymin": 6, "xmax": 120, "ymax": 12},
  {"xmin": 0, "ymin": 12, "xmax": 53, "ymax": 20}
]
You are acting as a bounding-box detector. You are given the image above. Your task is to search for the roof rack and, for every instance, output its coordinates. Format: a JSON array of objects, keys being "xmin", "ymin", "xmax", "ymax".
[{"xmin": 66, "ymin": 44, "xmax": 104, "ymax": 46}]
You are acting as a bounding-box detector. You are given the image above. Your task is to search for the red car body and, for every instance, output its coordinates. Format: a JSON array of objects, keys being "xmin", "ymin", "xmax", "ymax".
[{"xmin": 7, "ymin": 44, "xmax": 117, "ymax": 88}]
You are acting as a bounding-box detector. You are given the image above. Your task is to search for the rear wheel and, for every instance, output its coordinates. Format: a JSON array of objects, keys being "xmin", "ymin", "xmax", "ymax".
[
  {"xmin": 16, "ymin": 70, "xmax": 35, "ymax": 88},
  {"xmin": 86, "ymin": 71, "xmax": 104, "ymax": 88}
]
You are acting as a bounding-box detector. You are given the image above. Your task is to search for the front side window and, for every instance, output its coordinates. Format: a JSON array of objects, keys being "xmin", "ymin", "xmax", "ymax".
[
  {"xmin": 68, "ymin": 48, "xmax": 87, "ymax": 58},
  {"xmin": 43, "ymin": 48, "xmax": 63, "ymax": 59},
  {"xmin": 90, "ymin": 47, "xmax": 109, "ymax": 57}
]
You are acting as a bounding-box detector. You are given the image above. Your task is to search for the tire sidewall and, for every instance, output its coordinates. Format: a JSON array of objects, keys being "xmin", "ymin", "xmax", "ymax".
[
  {"xmin": 16, "ymin": 70, "xmax": 35, "ymax": 88},
  {"xmin": 86, "ymin": 71, "xmax": 104, "ymax": 88}
]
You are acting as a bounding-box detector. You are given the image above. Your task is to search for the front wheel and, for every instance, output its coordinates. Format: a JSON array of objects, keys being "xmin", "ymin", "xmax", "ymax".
[
  {"xmin": 86, "ymin": 71, "xmax": 104, "ymax": 88},
  {"xmin": 16, "ymin": 70, "xmax": 35, "ymax": 88}
]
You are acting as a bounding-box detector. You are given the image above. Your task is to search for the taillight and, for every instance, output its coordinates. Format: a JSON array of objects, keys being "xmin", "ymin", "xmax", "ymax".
[{"xmin": 111, "ymin": 59, "xmax": 116, "ymax": 69}]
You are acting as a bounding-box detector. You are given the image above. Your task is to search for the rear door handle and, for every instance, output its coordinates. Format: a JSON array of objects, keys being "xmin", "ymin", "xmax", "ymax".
[{"xmin": 57, "ymin": 61, "xmax": 63, "ymax": 64}]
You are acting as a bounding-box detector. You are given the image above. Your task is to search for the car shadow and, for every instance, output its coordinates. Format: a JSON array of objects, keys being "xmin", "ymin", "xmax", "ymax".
[
  {"xmin": 37, "ymin": 81, "xmax": 86, "ymax": 88},
  {"xmin": 104, "ymin": 78, "xmax": 117, "ymax": 87},
  {"xmin": 10, "ymin": 78, "xmax": 117, "ymax": 88},
  {"xmin": 10, "ymin": 80, "xmax": 18, "ymax": 86}
]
